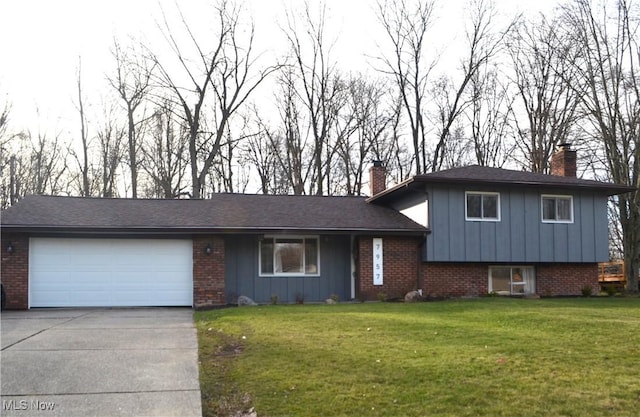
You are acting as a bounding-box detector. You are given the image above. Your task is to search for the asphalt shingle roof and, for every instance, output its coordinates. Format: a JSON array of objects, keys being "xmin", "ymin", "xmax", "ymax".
[
  {"xmin": 1, "ymin": 194, "xmax": 427, "ymax": 234},
  {"xmin": 369, "ymin": 165, "xmax": 635, "ymax": 203}
]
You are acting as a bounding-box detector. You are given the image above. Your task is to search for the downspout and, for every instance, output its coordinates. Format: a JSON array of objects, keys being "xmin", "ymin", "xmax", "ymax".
[{"xmin": 350, "ymin": 234, "xmax": 356, "ymax": 300}]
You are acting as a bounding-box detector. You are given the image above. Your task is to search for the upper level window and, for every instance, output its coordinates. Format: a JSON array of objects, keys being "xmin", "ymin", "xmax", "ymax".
[
  {"xmin": 259, "ymin": 236, "xmax": 319, "ymax": 276},
  {"xmin": 541, "ymin": 195, "xmax": 573, "ymax": 223},
  {"xmin": 466, "ymin": 192, "xmax": 500, "ymax": 221}
]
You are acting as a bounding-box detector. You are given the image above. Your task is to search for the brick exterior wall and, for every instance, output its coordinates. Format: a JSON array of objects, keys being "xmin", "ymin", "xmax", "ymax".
[
  {"xmin": 358, "ymin": 236, "xmax": 420, "ymax": 300},
  {"xmin": 422, "ymin": 263, "xmax": 489, "ymax": 297},
  {"xmin": 422, "ymin": 262, "xmax": 599, "ymax": 297},
  {"xmin": 193, "ymin": 236, "xmax": 226, "ymax": 308},
  {"xmin": 1, "ymin": 234, "xmax": 29, "ymax": 309},
  {"xmin": 536, "ymin": 263, "xmax": 599, "ymax": 296}
]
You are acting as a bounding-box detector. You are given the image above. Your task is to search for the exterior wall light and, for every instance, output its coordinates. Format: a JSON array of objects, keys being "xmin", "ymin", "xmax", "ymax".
[
  {"xmin": 6, "ymin": 242, "xmax": 14, "ymax": 254},
  {"xmin": 205, "ymin": 243, "xmax": 212, "ymax": 256}
]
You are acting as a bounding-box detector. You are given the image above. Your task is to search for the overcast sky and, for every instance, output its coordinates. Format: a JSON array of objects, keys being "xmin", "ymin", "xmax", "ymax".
[{"xmin": 1, "ymin": 0, "xmax": 559, "ymax": 135}]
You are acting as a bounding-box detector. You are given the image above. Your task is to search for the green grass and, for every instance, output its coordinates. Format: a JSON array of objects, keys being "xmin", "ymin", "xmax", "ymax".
[{"xmin": 196, "ymin": 298, "xmax": 640, "ymax": 417}]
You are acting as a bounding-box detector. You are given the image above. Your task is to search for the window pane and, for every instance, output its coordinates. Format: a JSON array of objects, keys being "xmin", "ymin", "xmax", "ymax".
[
  {"xmin": 490, "ymin": 267, "xmax": 510, "ymax": 294},
  {"xmin": 305, "ymin": 239, "xmax": 318, "ymax": 274},
  {"xmin": 523, "ymin": 267, "xmax": 536, "ymax": 294},
  {"xmin": 260, "ymin": 240, "xmax": 274, "ymax": 274},
  {"xmin": 542, "ymin": 198, "xmax": 556, "ymax": 220},
  {"xmin": 557, "ymin": 198, "xmax": 571, "ymax": 220},
  {"xmin": 511, "ymin": 268, "xmax": 525, "ymax": 294},
  {"xmin": 275, "ymin": 239, "xmax": 304, "ymax": 273},
  {"xmin": 467, "ymin": 194, "xmax": 481, "ymax": 218},
  {"xmin": 482, "ymin": 195, "xmax": 498, "ymax": 219}
]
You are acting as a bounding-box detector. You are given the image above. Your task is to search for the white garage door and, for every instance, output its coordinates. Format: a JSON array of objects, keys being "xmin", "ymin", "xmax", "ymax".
[{"xmin": 30, "ymin": 238, "xmax": 193, "ymax": 307}]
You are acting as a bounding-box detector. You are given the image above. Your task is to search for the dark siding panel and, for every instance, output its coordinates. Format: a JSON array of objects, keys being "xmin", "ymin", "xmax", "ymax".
[
  {"xmin": 422, "ymin": 185, "xmax": 608, "ymax": 264},
  {"xmin": 579, "ymin": 193, "xmax": 596, "ymax": 261},
  {"xmin": 568, "ymin": 194, "xmax": 584, "ymax": 261},
  {"xmin": 465, "ymin": 221, "xmax": 481, "ymax": 260},
  {"xmin": 524, "ymin": 192, "xmax": 541, "ymax": 262},
  {"xmin": 269, "ymin": 279, "xmax": 289, "ymax": 303},
  {"xmin": 224, "ymin": 238, "xmax": 239, "ymax": 303},
  {"xmin": 553, "ymin": 225, "xmax": 569, "ymax": 262},
  {"xmin": 508, "ymin": 191, "xmax": 526, "ymax": 261},
  {"xmin": 432, "ymin": 188, "xmax": 451, "ymax": 261},
  {"xmin": 449, "ymin": 190, "xmax": 465, "ymax": 261},
  {"xmin": 225, "ymin": 235, "xmax": 350, "ymax": 304},
  {"xmin": 593, "ymin": 194, "xmax": 609, "ymax": 261},
  {"xmin": 496, "ymin": 192, "xmax": 511, "ymax": 262},
  {"xmin": 539, "ymin": 223, "xmax": 554, "ymax": 262},
  {"xmin": 480, "ymin": 222, "xmax": 497, "ymax": 262}
]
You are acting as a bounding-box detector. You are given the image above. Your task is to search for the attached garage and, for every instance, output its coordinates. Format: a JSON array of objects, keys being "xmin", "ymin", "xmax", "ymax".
[{"xmin": 30, "ymin": 238, "xmax": 193, "ymax": 307}]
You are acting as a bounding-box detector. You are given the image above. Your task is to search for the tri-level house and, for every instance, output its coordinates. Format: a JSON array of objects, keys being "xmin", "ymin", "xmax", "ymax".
[{"xmin": 1, "ymin": 145, "xmax": 633, "ymax": 309}]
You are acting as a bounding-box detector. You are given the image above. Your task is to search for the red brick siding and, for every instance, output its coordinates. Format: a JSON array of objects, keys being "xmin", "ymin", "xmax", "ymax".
[
  {"xmin": 193, "ymin": 236, "xmax": 226, "ymax": 308},
  {"xmin": 536, "ymin": 263, "xmax": 598, "ymax": 296},
  {"xmin": 358, "ymin": 236, "xmax": 420, "ymax": 300},
  {"xmin": 1, "ymin": 234, "xmax": 29, "ymax": 309},
  {"xmin": 422, "ymin": 263, "xmax": 488, "ymax": 297},
  {"xmin": 422, "ymin": 262, "xmax": 599, "ymax": 297}
]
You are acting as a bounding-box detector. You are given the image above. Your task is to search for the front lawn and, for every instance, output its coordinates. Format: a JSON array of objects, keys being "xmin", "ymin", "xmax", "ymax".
[{"xmin": 195, "ymin": 298, "xmax": 640, "ymax": 417}]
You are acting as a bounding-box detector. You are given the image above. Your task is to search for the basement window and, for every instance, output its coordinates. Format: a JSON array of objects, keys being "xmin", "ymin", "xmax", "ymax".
[
  {"xmin": 259, "ymin": 236, "xmax": 320, "ymax": 276},
  {"xmin": 489, "ymin": 266, "xmax": 536, "ymax": 296}
]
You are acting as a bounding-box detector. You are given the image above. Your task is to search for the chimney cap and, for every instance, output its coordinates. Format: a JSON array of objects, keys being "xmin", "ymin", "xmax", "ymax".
[
  {"xmin": 372, "ymin": 160, "xmax": 384, "ymax": 167},
  {"xmin": 558, "ymin": 142, "xmax": 572, "ymax": 150}
]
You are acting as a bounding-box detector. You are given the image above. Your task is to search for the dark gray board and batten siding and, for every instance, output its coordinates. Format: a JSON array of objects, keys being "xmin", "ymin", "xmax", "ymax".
[
  {"xmin": 225, "ymin": 235, "xmax": 352, "ymax": 304},
  {"xmin": 423, "ymin": 185, "xmax": 609, "ymax": 263}
]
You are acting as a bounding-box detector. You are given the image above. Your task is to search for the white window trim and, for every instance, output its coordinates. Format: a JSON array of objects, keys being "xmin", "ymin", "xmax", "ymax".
[
  {"xmin": 465, "ymin": 191, "xmax": 501, "ymax": 222},
  {"xmin": 488, "ymin": 265, "xmax": 536, "ymax": 295},
  {"xmin": 541, "ymin": 194, "xmax": 574, "ymax": 224},
  {"xmin": 258, "ymin": 235, "xmax": 321, "ymax": 277}
]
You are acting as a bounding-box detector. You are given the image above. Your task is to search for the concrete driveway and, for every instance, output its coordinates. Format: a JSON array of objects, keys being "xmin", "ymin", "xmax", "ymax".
[{"xmin": 0, "ymin": 308, "xmax": 202, "ymax": 417}]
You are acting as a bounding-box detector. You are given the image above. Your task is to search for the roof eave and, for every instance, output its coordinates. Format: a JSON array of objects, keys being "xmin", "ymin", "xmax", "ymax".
[
  {"xmin": 0, "ymin": 225, "xmax": 429, "ymax": 236},
  {"xmin": 369, "ymin": 176, "xmax": 635, "ymax": 202}
]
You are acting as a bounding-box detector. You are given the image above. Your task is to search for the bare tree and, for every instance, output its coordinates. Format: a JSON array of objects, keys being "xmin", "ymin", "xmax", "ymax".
[
  {"xmin": 241, "ymin": 105, "xmax": 284, "ymax": 195},
  {"xmin": 0, "ymin": 98, "xmax": 15, "ymax": 207},
  {"xmin": 283, "ymin": 2, "xmax": 347, "ymax": 195},
  {"xmin": 430, "ymin": 0, "xmax": 511, "ymax": 171},
  {"xmin": 334, "ymin": 75, "xmax": 398, "ymax": 195},
  {"xmin": 108, "ymin": 39, "xmax": 154, "ymax": 198},
  {"xmin": 255, "ymin": 68, "xmax": 310, "ymax": 195},
  {"xmin": 376, "ymin": 0, "xmax": 436, "ymax": 174},
  {"xmin": 506, "ymin": 14, "xmax": 582, "ymax": 173},
  {"xmin": 11, "ymin": 130, "xmax": 69, "ymax": 200},
  {"xmin": 466, "ymin": 64, "xmax": 515, "ymax": 167},
  {"xmin": 141, "ymin": 101, "xmax": 189, "ymax": 198},
  {"xmin": 71, "ymin": 59, "xmax": 93, "ymax": 197},
  {"xmin": 95, "ymin": 102, "xmax": 125, "ymax": 198},
  {"xmin": 563, "ymin": 0, "xmax": 640, "ymax": 292},
  {"xmin": 149, "ymin": 0, "xmax": 278, "ymax": 198}
]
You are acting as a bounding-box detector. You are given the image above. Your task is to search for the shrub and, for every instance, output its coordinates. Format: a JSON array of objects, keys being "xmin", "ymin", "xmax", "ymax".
[
  {"xmin": 329, "ymin": 294, "xmax": 339, "ymax": 303},
  {"xmin": 270, "ymin": 294, "xmax": 279, "ymax": 305},
  {"xmin": 376, "ymin": 291, "xmax": 387, "ymax": 302},
  {"xmin": 581, "ymin": 285, "xmax": 593, "ymax": 297}
]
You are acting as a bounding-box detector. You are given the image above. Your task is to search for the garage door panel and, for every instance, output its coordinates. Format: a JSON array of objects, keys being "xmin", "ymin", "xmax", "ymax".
[{"xmin": 30, "ymin": 238, "xmax": 193, "ymax": 307}]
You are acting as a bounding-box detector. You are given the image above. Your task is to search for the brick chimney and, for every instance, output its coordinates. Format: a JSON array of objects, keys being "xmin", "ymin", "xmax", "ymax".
[
  {"xmin": 369, "ymin": 161, "xmax": 386, "ymax": 196},
  {"xmin": 551, "ymin": 143, "xmax": 577, "ymax": 177}
]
